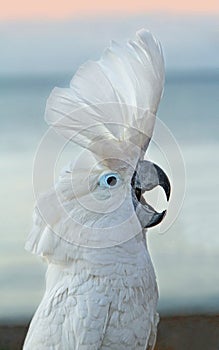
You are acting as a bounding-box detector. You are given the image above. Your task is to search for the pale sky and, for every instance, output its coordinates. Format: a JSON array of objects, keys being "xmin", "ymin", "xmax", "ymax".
[
  {"xmin": 1, "ymin": 14, "xmax": 218, "ymax": 74},
  {"xmin": 1, "ymin": 0, "xmax": 219, "ymax": 20}
]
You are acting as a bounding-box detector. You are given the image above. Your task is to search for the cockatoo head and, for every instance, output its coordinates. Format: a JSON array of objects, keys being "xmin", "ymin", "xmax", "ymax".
[{"xmin": 27, "ymin": 29, "xmax": 171, "ymax": 253}]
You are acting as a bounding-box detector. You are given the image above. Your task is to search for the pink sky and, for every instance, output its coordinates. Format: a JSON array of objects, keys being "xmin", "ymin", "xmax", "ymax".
[{"xmin": 1, "ymin": 0, "xmax": 219, "ymax": 20}]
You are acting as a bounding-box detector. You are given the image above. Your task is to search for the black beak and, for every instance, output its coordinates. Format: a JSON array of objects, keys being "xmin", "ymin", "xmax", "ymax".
[{"xmin": 131, "ymin": 160, "xmax": 171, "ymax": 228}]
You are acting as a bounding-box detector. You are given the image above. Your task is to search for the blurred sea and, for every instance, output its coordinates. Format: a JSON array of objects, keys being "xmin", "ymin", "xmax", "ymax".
[{"xmin": 0, "ymin": 70, "xmax": 219, "ymax": 322}]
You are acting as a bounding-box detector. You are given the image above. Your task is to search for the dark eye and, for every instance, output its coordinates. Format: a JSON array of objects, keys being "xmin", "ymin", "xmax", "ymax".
[
  {"xmin": 98, "ymin": 173, "xmax": 121, "ymax": 188},
  {"xmin": 106, "ymin": 176, "xmax": 117, "ymax": 186}
]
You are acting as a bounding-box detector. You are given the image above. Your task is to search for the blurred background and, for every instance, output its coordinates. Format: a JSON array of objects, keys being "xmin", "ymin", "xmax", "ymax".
[{"xmin": 0, "ymin": 0, "xmax": 219, "ymax": 327}]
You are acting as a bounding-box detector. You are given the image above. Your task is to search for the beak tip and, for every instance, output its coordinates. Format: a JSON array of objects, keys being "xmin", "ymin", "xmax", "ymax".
[{"xmin": 166, "ymin": 186, "xmax": 171, "ymax": 201}]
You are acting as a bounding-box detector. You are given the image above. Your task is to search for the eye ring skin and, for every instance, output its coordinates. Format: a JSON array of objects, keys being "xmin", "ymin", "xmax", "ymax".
[{"xmin": 98, "ymin": 172, "xmax": 122, "ymax": 189}]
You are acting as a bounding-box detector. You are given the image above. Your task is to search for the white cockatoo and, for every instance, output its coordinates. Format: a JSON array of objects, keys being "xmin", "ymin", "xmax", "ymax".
[{"xmin": 23, "ymin": 29, "xmax": 170, "ymax": 350}]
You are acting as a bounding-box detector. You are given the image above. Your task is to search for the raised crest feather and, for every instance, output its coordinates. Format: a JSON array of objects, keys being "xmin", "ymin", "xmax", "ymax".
[{"xmin": 45, "ymin": 29, "xmax": 164, "ymax": 156}]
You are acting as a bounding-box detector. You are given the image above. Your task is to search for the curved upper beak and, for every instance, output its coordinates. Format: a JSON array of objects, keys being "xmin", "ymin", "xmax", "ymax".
[{"xmin": 131, "ymin": 160, "xmax": 171, "ymax": 228}]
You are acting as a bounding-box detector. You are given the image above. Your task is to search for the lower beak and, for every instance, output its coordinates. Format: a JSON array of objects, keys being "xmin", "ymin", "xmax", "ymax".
[{"xmin": 131, "ymin": 160, "xmax": 171, "ymax": 228}]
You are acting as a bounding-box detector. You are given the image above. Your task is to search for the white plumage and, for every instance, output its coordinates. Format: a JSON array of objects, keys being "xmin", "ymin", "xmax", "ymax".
[{"xmin": 23, "ymin": 29, "xmax": 169, "ymax": 350}]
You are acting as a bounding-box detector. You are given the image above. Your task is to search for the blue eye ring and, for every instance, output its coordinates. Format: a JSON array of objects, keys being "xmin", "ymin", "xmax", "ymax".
[{"xmin": 98, "ymin": 172, "xmax": 121, "ymax": 188}]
